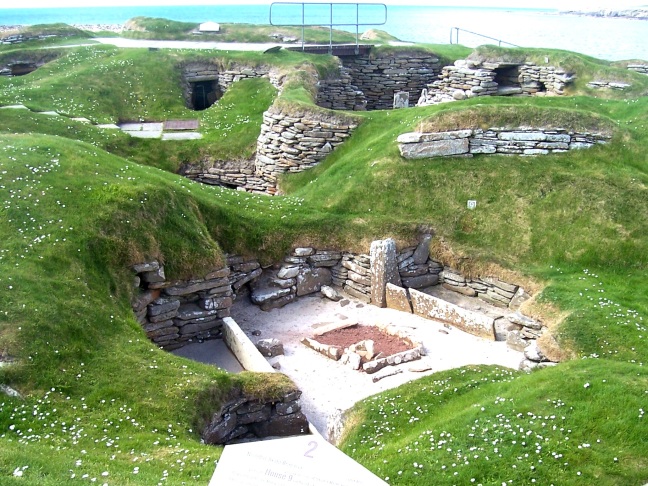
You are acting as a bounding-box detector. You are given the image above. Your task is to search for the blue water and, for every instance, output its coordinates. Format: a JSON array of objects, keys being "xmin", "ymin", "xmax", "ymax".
[{"xmin": 0, "ymin": 4, "xmax": 646, "ymax": 61}]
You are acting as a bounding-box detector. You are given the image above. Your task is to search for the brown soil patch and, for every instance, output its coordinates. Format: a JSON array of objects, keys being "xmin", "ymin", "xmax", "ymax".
[{"xmin": 316, "ymin": 325, "xmax": 413, "ymax": 358}]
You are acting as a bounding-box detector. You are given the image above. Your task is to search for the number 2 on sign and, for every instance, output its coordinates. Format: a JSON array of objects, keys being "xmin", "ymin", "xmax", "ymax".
[{"xmin": 304, "ymin": 441, "xmax": 318, "ymax": 458}]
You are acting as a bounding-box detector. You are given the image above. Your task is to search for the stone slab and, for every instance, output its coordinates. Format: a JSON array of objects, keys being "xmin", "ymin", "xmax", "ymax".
[
  {"xmin": 210, "ymin": 435, "xmax": 387, "ymax": 486},
  {"xmin": 370, "ymin": 239, "xmax": 401, "ymax": 308},
  {"xmin": 222, "ymin": 317, "xmax": 275, "ymax": 373},
  {"xmin": 399, "ymin": 138, "xmax": 469, "ymax": 159},
  {"xmin": 410, "ymin": 288, "xmax": 496, "ymax": 340},
  {"xmin": 385, "ymin": 283, "xmax": 412, "ymax": 313}
]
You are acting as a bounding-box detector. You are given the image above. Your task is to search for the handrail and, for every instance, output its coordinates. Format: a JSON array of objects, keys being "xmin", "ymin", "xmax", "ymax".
[
  {"xmin": 270, "ymin": 2, "xmax": 387, "ymax": 54},
  {"xmin": 450, "ymin": 27, "xmax": 520, "ymax": 48}
]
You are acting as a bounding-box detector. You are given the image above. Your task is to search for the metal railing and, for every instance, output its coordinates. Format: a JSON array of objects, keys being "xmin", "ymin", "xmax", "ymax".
[
  {"xmin": 270, "ymin": 2, "xmax": 387, "ymax": 54},
  {"xmin": 450, "ymin": 27, "xmax": 520, "ymax": 48}
]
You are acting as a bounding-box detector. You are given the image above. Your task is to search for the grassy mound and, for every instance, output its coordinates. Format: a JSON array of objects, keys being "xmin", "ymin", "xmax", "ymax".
[
  {"xmin": 1, "ymin": 37, "xmax": 647, "ymax": 484},
  {"xmin": 123, "ymin": 17, "xmax": 368, "ymax": 45}
]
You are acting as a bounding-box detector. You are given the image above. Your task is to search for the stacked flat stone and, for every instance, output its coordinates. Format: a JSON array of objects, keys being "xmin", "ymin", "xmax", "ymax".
[
  {"xmin": 316, "ymin": 65, "xmax": 367, "ymax": 111},
  {"xmin": 202, "ymin": 389, "xmax": 309, "ymax": 445},
  {"xmin": 342, "ymin": 254, "xmax": 372, "ymax": 302},
  {"xmin": 628, "ymin": 64, "xmax": 648, "ymax": 75},
  {"xmin": 587, "ymin": 80, "xmax": 632, "ymax": 90},
  {"xmin": 418, "ymin": 59, "xmax": 575, "ymax": 106},
  {"xmin": 255, "ymin": 110, "xmax": 358, "ymax": 195},
  {"xmin": 396, "ymin": 236, "xmax": 442, "ymax": 289},
  {"xmin": 131, "ymin": 262, "xmax": 233, "ymax": 350},
  {"xmin": 518, "ymin": 63, "xmax": 573, "ymax": 95},
  {"xmin": 249, "ymin": 248, "xmax": 341, "ymax": 311},
  {"xmin": 398, "ymin": 127, "xmax": 611, "ymax": 159},
  {"xmin": 340, "ymin": 53, "xmax": 441, "ymax": 110},
  {"xmin": 427, "ymin": 61, "xmax": 498, "ymax": 100},
  {"xmin": 1, "ymin": 33, "xmax": 57, "ymax": 45}
]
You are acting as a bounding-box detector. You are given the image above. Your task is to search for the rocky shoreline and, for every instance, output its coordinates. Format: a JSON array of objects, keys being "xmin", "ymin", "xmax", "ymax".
[{"xmin": 560, "ymin": 8, "xmax": 648, "ymax": 20}]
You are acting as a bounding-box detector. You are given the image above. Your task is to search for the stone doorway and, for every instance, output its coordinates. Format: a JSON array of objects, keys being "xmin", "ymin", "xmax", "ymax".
[
  {"xmin": 189, "ymin": 79, "xmax": 220, "ymax": 110},
  {"xmin": 493, "ymin": 64, "xmax": 523, "ymax": 95},
  {"xmin": 10, "ymin": 63, "xmax": 38, "ymax": 76}
]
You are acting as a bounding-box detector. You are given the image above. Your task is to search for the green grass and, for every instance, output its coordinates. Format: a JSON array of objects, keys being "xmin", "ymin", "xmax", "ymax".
[
  {"xmin": 1, "ymin": 37, "xmax": 648, "ymax": 485},
  {"xmin": 123, "ymin": 17, "xmax": 370, "ymax": 45}
]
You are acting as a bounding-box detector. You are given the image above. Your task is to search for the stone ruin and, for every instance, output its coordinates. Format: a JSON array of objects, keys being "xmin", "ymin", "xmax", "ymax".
[{"xmin": 417, "ymin": 59, "xmax": 576, "ymax": 106}]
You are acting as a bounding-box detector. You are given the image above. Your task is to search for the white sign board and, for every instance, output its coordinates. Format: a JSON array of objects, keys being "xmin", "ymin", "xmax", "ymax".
[
  {"xmin": 209, "ymin": 435, "xmax": 387, "ymax": 486},
  {"xmin": 467, "ymin": 200, "xmax": 477, "ymax": 210}
]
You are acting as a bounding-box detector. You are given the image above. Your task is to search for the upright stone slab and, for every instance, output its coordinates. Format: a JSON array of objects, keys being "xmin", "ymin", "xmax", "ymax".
[
  {"xmin": 370, "ymin": 239, "xmax": 401, "ymax": 308},
  {"xmin": 385, "ymin": 283, "xmax": 412, "ymax": 313},
  {"xmin": 412, "ymin": 234, "xmax": 433, "ymax": 264},
  {"xmin": 409, "ymin": 288, "xmax": 496, "ymax": 340},
  {"xmin": 393, "ymin": 91, "xmax": 409, "ymax": 109}
]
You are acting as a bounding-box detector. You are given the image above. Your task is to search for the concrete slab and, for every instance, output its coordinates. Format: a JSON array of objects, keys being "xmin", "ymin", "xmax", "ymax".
[
  {"xmin": 210, "ymin": 435, "xmax": 387, "ymax": 486},
  {"xmin": 0, "ymin": 104, "xmax": 29, "ymax": 110},
  {"xmin": 37, "ymin": 111, "xmax": 60, "ymax": 116},
  {"xmin": 97, "ymin": 124, "xmax": 120, "ymax": 129},
  {"xmin": 71, "ymin": 117, "xmax": 91, "ymax": 124},
  {"xmin": 161, "ymin": 132, "xmax": 203, "ymax": 141},
  {"xmin": 171, "ymin": 339, "xmax": 244, "ymax": 373}
]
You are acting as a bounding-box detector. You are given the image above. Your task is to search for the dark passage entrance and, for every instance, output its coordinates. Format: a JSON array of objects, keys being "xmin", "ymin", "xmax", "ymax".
[
  {"xmin": 494, "ymin": 64, "xmax": 523, "ymax": 96},
  {"xmin": 11, "ymin": 63, "xmax": 38, "ymax": 76},
  {"xmin": 190, "ymin": 80, "xmax": 220, "ymax": 110}
]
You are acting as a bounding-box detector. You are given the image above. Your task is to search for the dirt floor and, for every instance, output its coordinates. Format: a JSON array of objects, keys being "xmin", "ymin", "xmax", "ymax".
[{"xmin": 230, "ymin": 290, "xmax": 524, "ymax": 442}]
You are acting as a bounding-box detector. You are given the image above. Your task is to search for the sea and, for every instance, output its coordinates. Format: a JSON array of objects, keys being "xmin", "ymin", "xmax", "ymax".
[{"xmin": 0, "ymin": 4, "xmax": 646, "ymax": 61}]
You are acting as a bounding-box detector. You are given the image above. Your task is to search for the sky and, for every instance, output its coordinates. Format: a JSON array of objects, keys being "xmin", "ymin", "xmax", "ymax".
[{"xmin": 2, "ymin": 0, "xmax": 645, "ymax": 10}]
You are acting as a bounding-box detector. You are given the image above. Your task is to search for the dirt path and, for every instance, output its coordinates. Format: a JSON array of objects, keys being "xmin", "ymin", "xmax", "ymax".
[{"xmin": 231, "ymin": 292, "xmax": 523, "ymax": 441}]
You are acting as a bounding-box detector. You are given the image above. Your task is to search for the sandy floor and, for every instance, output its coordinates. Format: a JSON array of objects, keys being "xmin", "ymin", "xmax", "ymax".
[{"xmin": 231, "ymin": 291, "xmax": 523, "ymax": 441}]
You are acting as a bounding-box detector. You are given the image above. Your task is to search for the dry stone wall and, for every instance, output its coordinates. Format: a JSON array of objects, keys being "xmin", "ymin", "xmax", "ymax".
[
  {"xmin": 587, "ymin": 80, "xmax": 632, "ymax": 90},
  {"xmin": 132, "ymin": 235, "xmax": 554, "ymax": 371},
  {"xmin": 418, "ymin": 60, "xmax": 575, "ymax": 106},
  {"xmin": 398, "ymin": 128, "xmax": 611, "ymax": 159},
  {"xmin": 179, "ymin": 109, "xmax": 359, "ymax": 195},
  {"xmin": 340, "ymin": 52, "xmax": 442, "ymax": 110},
  {"xmin": 202, "ymin": 389, "xmax": 309, "ymax": 445},
  {"xmin": 254, "ymin": 109, "xmax": 359, "ymax": 195},
  {"xmin": 628, "ymin": 64, "xmax": 648, "ymax": 75},
  {"xmin": 131, "ymin": 262, "xmax": 233, "ymax": 351},
  {"xmin": 316, "ymin": 65, "xmax": 367, "ymax": 111}
]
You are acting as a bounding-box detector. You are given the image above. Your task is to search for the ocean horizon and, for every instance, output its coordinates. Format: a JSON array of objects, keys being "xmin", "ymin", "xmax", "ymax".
[{"xmin": 1, "ymin": 4, "xmax": 646, "ymax": 61}]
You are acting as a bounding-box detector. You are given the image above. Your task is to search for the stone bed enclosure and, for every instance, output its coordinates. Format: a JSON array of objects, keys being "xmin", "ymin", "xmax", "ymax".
[{"xmin": 130, "ymin": 234, "xmax": 558, "ymax": 443}]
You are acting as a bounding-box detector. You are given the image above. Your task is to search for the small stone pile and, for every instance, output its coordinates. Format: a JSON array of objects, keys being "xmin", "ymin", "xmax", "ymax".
[
  {"xmin": 1, "ymin": 33, "xmax": 57, "ymax": 45},
  {"xmin": 340, "ymin": 254, "xmax": 372, "ymax": 302}
]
